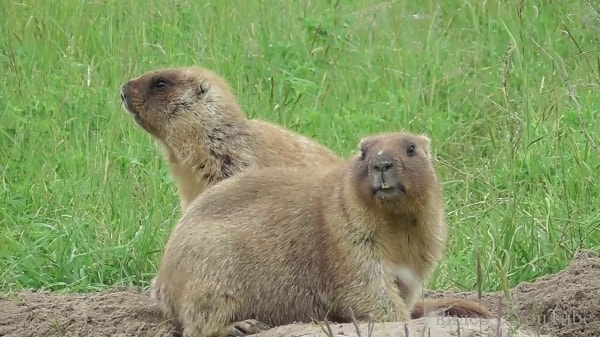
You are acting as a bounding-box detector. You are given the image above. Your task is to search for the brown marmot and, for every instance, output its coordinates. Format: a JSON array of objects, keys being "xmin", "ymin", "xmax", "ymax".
[
  {"xmin": 151, "ymin": 132, "xmax": 450, "ymax": 337},
  {"xmin": 120, "ymin": 66, "xmax": 340, "ymax": 210}
]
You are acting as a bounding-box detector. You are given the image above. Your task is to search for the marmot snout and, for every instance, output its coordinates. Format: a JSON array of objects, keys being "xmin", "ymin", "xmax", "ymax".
[{"xmin": 369, "ymin": 150, "xmax": 405, "ymax": 197}]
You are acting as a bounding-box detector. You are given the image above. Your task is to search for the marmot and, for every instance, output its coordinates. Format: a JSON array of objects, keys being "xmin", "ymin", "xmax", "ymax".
[
  {"xmin": 151, "ymin": 132, "xmax": 450, "ymax": 337},
  {"xmin": 120, "ymin": 66, "xmax": 340, "ymax": 211}
]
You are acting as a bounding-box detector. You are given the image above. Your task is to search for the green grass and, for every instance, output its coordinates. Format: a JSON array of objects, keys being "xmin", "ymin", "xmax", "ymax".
[{"xmin": 1, "ymin": 0, "xmax": 598, "ymax": 294}]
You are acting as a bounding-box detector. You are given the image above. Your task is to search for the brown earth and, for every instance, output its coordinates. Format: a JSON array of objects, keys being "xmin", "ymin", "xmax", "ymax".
[{"xmin": 0, "ymin": 250, "xmax": 597, "ymax": 337}]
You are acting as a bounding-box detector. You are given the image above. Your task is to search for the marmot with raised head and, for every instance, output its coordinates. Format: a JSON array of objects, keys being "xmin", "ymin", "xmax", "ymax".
[
  {"xmin": 120, "ymin": 66, "xmax": 340, "ymax": 210},
  {"xmin": 151, "ymin": 132, "xmax": 450, "ymax": 337}
]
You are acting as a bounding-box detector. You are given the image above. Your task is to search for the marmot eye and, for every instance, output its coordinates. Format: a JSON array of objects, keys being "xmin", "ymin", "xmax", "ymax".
[
  {"xmin": 406, "ymin": 143, "xmax": 416, "ymax": 156},
  {"xmin": 152, "ymin": 79, "xmax": 168, "ymax": 89}
]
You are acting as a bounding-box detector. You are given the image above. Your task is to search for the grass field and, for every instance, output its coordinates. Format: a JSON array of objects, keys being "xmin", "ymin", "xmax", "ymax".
[{"xmin": 1, "ymin": 0, "xmax": 599, "ymax": 295}]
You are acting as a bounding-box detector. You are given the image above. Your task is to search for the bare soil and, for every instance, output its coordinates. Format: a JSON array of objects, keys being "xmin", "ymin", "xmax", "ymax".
[{"xmin": 0, "ymin": 250, "xmax": 597, "ymax": 337}]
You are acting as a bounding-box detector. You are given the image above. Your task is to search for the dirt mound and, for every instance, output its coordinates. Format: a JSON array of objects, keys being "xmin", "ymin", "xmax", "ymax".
[
  {"xmin": 0, "ymin": 289, "xmax": 177, "ymax": 337},
  {"xmin": 0, "ymin": 250, "xmax": 597, "ymax": 337},
  {"xmin": 427, "ymin": 250, "xmax": 600, "ymax": 337}
]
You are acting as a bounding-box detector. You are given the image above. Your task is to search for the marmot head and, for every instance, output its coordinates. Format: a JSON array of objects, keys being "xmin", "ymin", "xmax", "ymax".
[
  {"xmin": 352, "ymin": 132, "xmax": 438, "ymax": 208},
  {"xmin": 120, "ymin": 67, "xmax": 244, "ymax": 140}
]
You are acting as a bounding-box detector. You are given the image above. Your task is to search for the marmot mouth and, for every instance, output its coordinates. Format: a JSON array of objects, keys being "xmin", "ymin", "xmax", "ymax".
[
  {"xmin": 132, "ymin": 112, "xmax": 143, "ymax": 125},
  {"xmin": 372, "ymin": 184, "xmax": 406, "ymax": 199},
  {"xmin": 124, "ymin": 105, "xmax": 142, "ymax": 124},
  {"xmin": 120, "ymin": 96, "xmax": 143, "ymax": 124}
]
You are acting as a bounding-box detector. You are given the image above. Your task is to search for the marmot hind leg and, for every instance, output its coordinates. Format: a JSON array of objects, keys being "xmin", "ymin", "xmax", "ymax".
[
  {"xmin": 216, "ymin": 319, "xmax": 270, "ymax": 337},
  {"xmin": 178, "ymin": 293, "xmax": 269, "ymax": 337}
]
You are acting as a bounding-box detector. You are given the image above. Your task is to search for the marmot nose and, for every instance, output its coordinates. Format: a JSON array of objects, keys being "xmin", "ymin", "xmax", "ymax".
[
  {"xmin": 121, "ymin": 81, "xmax": 132, "ymax": 102},
  {"xmin": 372, "ymin": 153, "xmax": 394, "ymax": 172}
]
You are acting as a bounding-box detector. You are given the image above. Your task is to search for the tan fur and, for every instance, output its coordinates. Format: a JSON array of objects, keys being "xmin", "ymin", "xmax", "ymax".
[
  {"xmin": 151, "ymin": 132, "xmax": 449, "ymax": 337},
  {"xmin": 120, "ymin": 66, "xmax": 340, "ymax": 210}
]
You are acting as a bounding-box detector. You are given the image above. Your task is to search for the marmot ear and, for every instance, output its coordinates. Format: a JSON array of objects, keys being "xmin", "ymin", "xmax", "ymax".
[
  {"xmin": 357, "ymin": 138, "xmax": 373, "ymax": 159},
  {"xmin": 198, "ymin": 79, "xmax": 211, "ymax": 98},
  {"xmin": 419, "ymin": 134, "xmax": 432, "ymax": 158}
]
